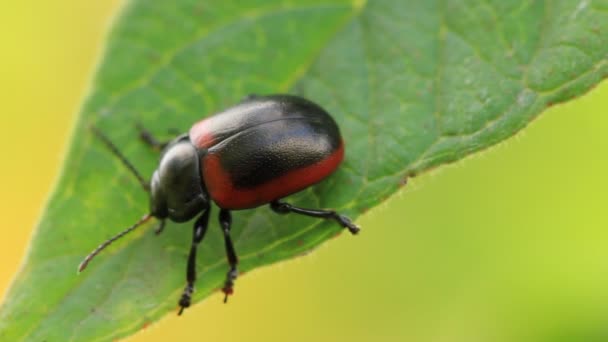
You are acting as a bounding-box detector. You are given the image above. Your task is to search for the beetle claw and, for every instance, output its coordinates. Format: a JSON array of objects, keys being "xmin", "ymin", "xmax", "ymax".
[
  {"xmin": 222, "ymin": 286, "xmax": 233, "ymax": 303},
  {"xmin": 221, "ymin": 269, "xmax": 237, "ymax": 303},
  {"xmin": 153, "ymin": 220, "xmax": 166, "ymax": 235},
  {"xmin": 338, "ymin": 215, "xmax": 360, "ymax": 235}
]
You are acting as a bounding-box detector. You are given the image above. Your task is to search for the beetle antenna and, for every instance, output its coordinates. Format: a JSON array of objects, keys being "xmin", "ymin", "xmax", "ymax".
[
  {"xmin": 78, "ymin": 213, "xmax": 153, "ymax": 273},
  {"xmin": 90, "ymin": 125, "xmax": 150, "ymax": 192}
]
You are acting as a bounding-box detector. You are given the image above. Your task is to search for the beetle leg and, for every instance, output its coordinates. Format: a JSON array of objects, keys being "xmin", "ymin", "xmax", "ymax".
[
  {"xmin": 136, "ymin": 123, "xmax": 169, "ymax": 151},
  {"xmin": 178, "ymin": 206, "xmax": 211, "ymax": 315},
  {"xmin": 219, "ymin": 209, "xmax": 239, "ymax": 303},
  {"xmin": 270, "ymin": 200, "xmax": 360, "ymax": 235},
  {"xmin": 153, "ymin": 219, "xmax": 166, "ymax": 235}
]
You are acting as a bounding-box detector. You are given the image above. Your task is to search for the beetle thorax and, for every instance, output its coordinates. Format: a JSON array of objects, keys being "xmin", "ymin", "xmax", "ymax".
[{"xmin": 150, "ymin": 137, "xmax": 208, "ymax": 223}]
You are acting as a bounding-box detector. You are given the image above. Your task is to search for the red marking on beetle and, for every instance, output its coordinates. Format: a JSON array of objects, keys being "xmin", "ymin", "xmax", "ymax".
[
  {"xmin": 142, "ymin": 321, "xmax": 150, "ymax": 330},
  {"xmin": 189, "ymin": 118, "xmax": 216, "ymax": 148},
  {"xmin": 203, "ymin": 141, "xmax": 345, "ymax": 209},
  {"xmin": 222, "ymin": 287, "xmax": 234, "ymax": 295}
]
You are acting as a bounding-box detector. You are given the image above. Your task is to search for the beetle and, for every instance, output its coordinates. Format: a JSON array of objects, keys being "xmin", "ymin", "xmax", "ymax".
[{"xmin": 79, "ymin": 94, "xmax": 359, "ymax": 315}]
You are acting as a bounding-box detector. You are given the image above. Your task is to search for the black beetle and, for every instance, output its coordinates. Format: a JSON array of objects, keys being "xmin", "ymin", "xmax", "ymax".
[{"xmin": 79, "ymin": 94, "xmax": 359, "ymax": 314}]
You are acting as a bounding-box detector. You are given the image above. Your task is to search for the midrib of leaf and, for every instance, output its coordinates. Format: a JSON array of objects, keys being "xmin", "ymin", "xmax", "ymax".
[{"xmin": 18, "ymin": 2, "xmax": 368, "ymax": 341}]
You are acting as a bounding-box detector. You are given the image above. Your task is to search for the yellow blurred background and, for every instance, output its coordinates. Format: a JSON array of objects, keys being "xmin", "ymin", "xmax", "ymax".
[{"xmin": 1, "ymin": 2, "xmax": 608, "ymax": 341}]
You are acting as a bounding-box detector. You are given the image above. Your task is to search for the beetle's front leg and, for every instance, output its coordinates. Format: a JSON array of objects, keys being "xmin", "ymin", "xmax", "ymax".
[
  {"xmin": 178, "ymin": 206, "xmax": 211, "ymax": 315},
  {"xmin": 219, "ymin": 209, "xmax": 239, "ymax": 303}
]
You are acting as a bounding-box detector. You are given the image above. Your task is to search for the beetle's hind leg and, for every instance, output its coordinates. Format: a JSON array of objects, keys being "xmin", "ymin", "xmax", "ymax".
[
  {"xmin": 219, "ymin": 209, "xmax": 239, "ymax": 303},
  {"xmin": 270, "ymin": 200, "xmax": 360, "ymax": 235},
  {"xmin": 136, "ymin": 123, "xmax": 170, "ymax": 151}
]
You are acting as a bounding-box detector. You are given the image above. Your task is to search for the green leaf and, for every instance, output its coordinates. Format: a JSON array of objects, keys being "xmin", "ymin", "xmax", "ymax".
[{"xmin": 1, "ymin": 0, "xmax": 607, "ymax": 340}]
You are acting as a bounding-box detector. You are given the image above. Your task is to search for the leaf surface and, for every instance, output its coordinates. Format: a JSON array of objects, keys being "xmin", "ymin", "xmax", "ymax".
[{"xmin": 1, "ymin": 0, "xmax": 607, "ymax": 341}]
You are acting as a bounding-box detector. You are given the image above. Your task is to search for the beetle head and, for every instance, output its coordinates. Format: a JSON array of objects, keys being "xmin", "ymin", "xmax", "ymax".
[{"xmin": 150, "ymin": 137, "xmax": 208, "ymax": 222}]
